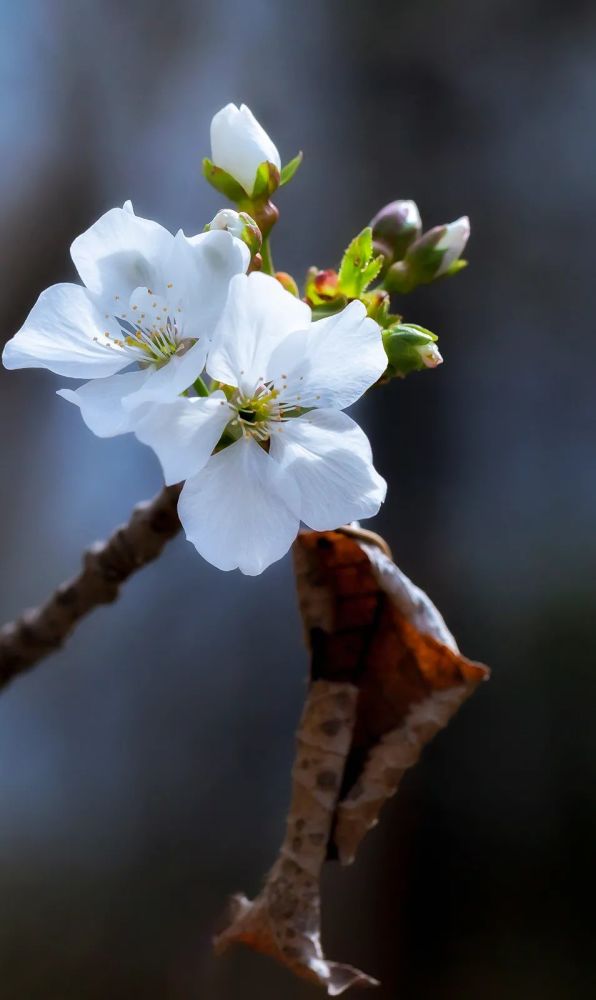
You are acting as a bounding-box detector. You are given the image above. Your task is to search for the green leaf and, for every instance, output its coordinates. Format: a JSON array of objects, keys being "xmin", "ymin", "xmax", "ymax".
[
  {"xmin": 202, "ymin": 158, "xmax": 246, "ymax": 202},
  {"xmin": 280, "ymin": 151, "xmax": 303, "ymax": 186},
  {"xmin": 337, "ymin": 227, "xmax": 383, "ymax": 297}
]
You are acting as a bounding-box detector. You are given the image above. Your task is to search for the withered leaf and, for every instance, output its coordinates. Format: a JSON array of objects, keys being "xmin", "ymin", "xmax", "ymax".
[{"xmin": 215, "ymin": 528, "xmax": 489, "ymax": 994}]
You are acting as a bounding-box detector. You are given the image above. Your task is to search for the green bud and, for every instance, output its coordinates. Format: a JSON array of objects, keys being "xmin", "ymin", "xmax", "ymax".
[
  {"xmin": 382, "ymin": 323, "xmax": 443, "ymax": 378},
  {"xmin": 385, "ymin": 216, "xmax": 470, "ymax": 293},
  {"xmin": 370, "ymin": 200, "xmax": 422, "ymax": 266}
]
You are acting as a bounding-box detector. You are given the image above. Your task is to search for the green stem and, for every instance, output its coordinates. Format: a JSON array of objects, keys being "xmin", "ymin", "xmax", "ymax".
[
  {"xmin": 261, "ymin": 237, "xmax": 275, "ymax": 276},
  {"xmin": 193, "ymin": 376, "xmax": 210, "ymax": 397}
]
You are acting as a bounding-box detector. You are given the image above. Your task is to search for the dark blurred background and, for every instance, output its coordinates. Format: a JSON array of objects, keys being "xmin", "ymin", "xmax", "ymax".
[{"xmin": 1, "ymin": 0, "xmax": 595, "ymax": 996}]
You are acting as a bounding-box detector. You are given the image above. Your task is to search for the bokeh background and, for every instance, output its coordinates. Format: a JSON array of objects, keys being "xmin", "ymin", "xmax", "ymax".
[{"xmin": 1, "ymin": 1, "xmax": 595, "ymax": 996}]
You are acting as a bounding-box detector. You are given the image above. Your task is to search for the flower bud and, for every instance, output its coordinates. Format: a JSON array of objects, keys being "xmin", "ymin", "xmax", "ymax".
[
  {"xmin": 210, "ymin": 103, "xmax": 281, "ymax": 198},
  {"xmin": 206, "ymin": 208, "xmax": 262, "ymax": 255},
  {"xmin": 370, "ymin": 200, "xmax": 422, "ymax": 264},
  {"xmin": 434, "ymin": 216, "xmax": 470, "ymax": 276},
  {"xmin": 305, "ymin": 268, "xmax": 340, "ymax": 306},
  {"xmin": 385, "ymin": 215, "xmax": 470, "ymax": 292},
  {"xmin": 382, "ymin": 323, "xmax": 443, "ymax": 378},
  {"xmin": 274, "ymin": 271, "xmax": 299, "ymax": 296}
]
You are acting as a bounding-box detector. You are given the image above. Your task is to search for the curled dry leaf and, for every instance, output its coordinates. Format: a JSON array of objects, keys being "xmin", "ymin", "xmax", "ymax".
[
  {"xmin": 215, "ymin": 528, "xmax": 489, "ymax": 994},
  {"xmin": 214, "ymin": 679, "xmax": 379, "ymax": 995}
]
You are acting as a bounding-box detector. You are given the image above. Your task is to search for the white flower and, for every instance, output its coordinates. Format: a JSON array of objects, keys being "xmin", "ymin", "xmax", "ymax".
[
  {"xmin": 210, "ymin": 103, "xmax": 281, "ymax": 197},
  {"xmin": 435, "ymin": 216, "xmax": 470, "ymax": 275},
  {"xmin": 135, "ymin": 273, "xmax": 387, "ymax": 575},
  {"xmin": 2, "ymin": 202, "xmax": 249, "ymax": 436}
]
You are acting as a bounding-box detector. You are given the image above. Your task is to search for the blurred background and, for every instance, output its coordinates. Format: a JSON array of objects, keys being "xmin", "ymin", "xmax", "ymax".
[{"xmin": 1, "ymin": 0, "xmax": 595, "ymax": 996}]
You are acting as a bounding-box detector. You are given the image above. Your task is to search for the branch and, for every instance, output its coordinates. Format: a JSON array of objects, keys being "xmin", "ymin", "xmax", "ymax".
[{"xmin": 0, "ymin": 483, "xmax": 182, "ymax": 692}]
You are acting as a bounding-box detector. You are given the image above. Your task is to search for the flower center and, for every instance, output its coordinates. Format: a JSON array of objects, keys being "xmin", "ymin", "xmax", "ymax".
[
  {"xmin": 97, "ymin": 287, "xmax": 193, "ymax": 368},
  {"xmin": 231, "ymin": 385, "xmax": 281, "ymax": 441}
]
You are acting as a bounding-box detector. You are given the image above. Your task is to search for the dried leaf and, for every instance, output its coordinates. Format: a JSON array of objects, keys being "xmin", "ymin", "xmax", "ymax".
[
  {"xmin": 214, "ymin": 679, "xmax": 379, "ymax": 995},
  {"xmin": 215, "ymin": 528, "xmax": 488, "ymax": 994}
]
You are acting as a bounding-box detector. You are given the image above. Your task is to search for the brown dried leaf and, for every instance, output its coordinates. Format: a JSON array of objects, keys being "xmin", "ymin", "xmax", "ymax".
[
  {"xmin": 215, "ymin": 528, "xmax": 488, "ymax": 994},
  {"xmin": 214, "ymin": 679, "xmax": 379, "ymax": 995}
]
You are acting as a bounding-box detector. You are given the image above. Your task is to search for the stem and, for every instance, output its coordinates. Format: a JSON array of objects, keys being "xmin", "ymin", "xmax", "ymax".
[
  {"xmin": 261, "ymin": 236, "xmax": 275, "ymax": 276},
  {"xmin": 0, "ymin": 483, "xmax": 183, "ymax": 692},
  {"xmin": 193, "ymin": 376, "xmax": 210, "ymax": 397}
]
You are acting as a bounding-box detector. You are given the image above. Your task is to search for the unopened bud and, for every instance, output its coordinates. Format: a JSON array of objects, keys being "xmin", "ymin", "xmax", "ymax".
[
  {"xmin": 305, "ymin": 267, "xmax": 340, "ymax": 306},
  {"xmin": 206, "ymin": 208, "xmax": 262, "ymax": 255},
  {"xmin": 382, "ymin": 323, "xmax": 443, "ymax": 378},
  {"xmin": 434, "ymin": 216, "xmax": 470, "ymax": 276},
  {"xmin": 385, "ymin": 215, "xmax": 470, "ymax": 292},
  {"xmin": 371, "ymin": 200, "xmax": 422, "ymax": 265},
  {"xmin": 274, "ymin": 271, "xmax": 299, "ymax": 296}
]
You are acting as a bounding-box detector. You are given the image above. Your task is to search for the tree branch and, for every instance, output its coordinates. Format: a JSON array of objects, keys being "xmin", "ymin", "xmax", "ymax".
[{"xmin": 0, "ymin": 483, "xmax": 183, "ymax": 692}]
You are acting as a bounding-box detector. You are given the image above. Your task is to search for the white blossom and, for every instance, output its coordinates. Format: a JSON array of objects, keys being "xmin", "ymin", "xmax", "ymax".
[
  {"xmin": 210, "ymin": 103, "xmax": 281, "ymax": 197},
  {"xmin": 435, "ymin": 216, "xmax": 470, "ymax": 275},
  {"xmin": 2, "ymin": 202, "xmax": 249, "ymax": 436},
  {"xmin": 135, "ymin": 273, "xmax": 387, "ymax": 575}
]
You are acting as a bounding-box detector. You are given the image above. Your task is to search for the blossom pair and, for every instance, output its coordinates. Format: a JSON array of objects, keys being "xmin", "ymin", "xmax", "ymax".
[{"xmin": 3, "ymin": 105, "xmax": 388, "ymax": 574}]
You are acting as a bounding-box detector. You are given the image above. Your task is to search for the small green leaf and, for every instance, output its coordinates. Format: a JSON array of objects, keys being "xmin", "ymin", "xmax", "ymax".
[
  {"xmin": 202, "ymin": 158, "xmax": 246, "ymax": 202},
  {"xmin": 338, "ymin": 227, "xmax": 383, "ymax": 297},
  {"xmin": 280, "ymin": 151, "xmax": 303, "ymax": 186}
]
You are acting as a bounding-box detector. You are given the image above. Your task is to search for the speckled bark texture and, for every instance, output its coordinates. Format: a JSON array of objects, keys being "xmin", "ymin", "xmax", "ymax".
[{"xmin": 0, "ymin": 483, "xmax": 182, "ymax": 691}]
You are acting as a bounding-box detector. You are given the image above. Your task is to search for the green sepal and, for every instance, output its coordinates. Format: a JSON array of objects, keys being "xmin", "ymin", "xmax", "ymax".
[
  {"xmin": 202, "ymin": 158, "xmax": 247, "ymax": 202},
  {"xmin": 280, "ymin": 151, "xmax": 303, "ymax": 186},
  {"xmin": 382, "ymin": 323, "xmax": 441, "ymax": 378},
  {"xmin": 337, "ymin": 227, "xmax": 384, "ymax": 298},
  {"xmin": 252, "ymin": 161, "xmax": 281, "ymax": 199},
  {"xmin": 441, "ymin": 258, "xmax": 468, "ymax": 278}
]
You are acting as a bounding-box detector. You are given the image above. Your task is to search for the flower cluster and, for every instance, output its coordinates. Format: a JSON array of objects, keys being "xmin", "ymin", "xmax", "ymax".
[{"xmin": 2, "ymin": 104, "xmax": 470, "ymax": 575}]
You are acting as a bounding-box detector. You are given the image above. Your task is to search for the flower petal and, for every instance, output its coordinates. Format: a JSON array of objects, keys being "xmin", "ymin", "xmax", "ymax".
[
  {"xmin": 71, "ymin": 204, "xmax": 174, "ymax": 303},
  {"xmin": 57, "ymin": 369, "xmax": 151, "ymax": 437},
  {"xmin": 167, "ymin": 228, "xmax": 249, "ymax": 342},
  {"xmin": 121, "ymin": 341, "xmax": 209, "ymax": 411},
  {"xmin": 2, "ymin": 283, "xmax": 129, "ymax": 378},
  {"xmin": 134, "ymin": 392, "xmax": 231, "ymax": 485},
  {"xmin": 269, "ymin": 300, "xmax": 386, "ymax": 411},
  {"xmin": 269, "ymin": 408, "xmax": 387, "ymax": 530},
  {"xmin": 178, "ymin": 437, "xmax": 300, "ymax": 575},
  {"xmin": 210, "ymin": 103, "xmax": 280, "ymax": 196},
  {"xmin": 207, "ymin": 272, "xmax": 311, "ymax": 394}
]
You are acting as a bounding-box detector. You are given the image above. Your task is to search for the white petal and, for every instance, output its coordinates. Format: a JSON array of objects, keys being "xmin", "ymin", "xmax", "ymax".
[
  {"xmin": 121, "ymin": 341, "xmax": 209, "ymax": 410},
  {"xmin": 178, "ymin": 437, "xmax": 300, "ymax": 575},
  {"xmin": 207, "ymin": 272, "xmax": 311, "ymax": 393},
  {"xmin": 269, "ymin": 409, "xmax": 387, "ymax": 530},
  {"xmin": 210, "ymin": 102, "xmax": 280, "ymax": 196},
  {"xmin": 167, "ymin": 229, "xmax": 249, "ymax": 342},
  {"xmin": 71, "ymin": 205, "xmax": 174, "ymax": 303},
  {"xmin": 134, "ymin": 392, "xmax": 231, "ymax": 485},
  {"xmin": 57, "ymin": 369, "xmax": 151, "ymax": 437},
  {"xmin": 269, "ymin": 300, "xmax": 386, "ymax": 410},
  {"xmin": 2, "ymin": 283, "xmax": 129, "ymax": 378}
]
